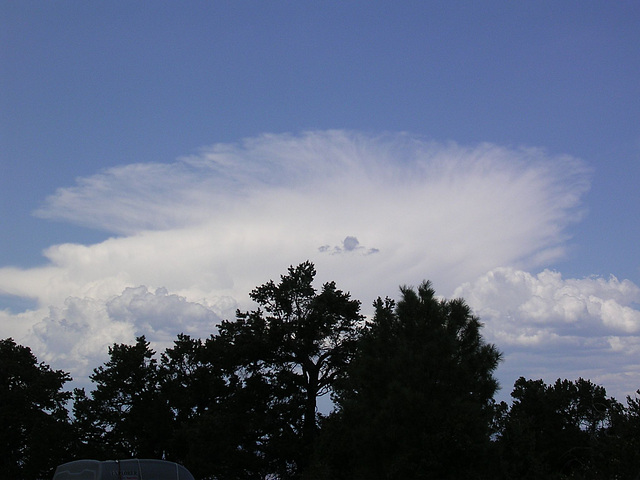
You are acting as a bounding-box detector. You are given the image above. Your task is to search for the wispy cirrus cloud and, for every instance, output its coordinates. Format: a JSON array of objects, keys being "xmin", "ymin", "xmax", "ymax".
[
  {"xmin": 26, "ymin": 130, "xmax": 591, "ymax": 299},
  {"xmin": 4, "ymin": 130, "xmax": 637, "ymax": 399}
]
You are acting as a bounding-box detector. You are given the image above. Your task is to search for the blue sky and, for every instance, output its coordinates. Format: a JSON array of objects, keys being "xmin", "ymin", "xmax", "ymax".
[{"xmin": 1, "ymin": 1, "xmax": 639, "ymax": 402}]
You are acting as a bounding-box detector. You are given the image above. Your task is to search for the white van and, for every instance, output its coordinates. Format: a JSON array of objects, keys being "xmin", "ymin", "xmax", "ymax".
[{"xmin": 52, "ymin": 459, "xmax": 195, "ymax": 480}]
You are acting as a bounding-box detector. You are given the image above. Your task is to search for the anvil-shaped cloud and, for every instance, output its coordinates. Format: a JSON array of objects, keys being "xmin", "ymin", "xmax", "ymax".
[{"xmin": 0, "ymin": 131, "xmax": 638, "ymax": 399}]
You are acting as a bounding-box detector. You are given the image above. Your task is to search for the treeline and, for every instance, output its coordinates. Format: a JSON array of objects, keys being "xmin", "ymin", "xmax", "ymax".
[{"xmin": 2, "ymin": 262, "xmax": 640, "ymax": 479}]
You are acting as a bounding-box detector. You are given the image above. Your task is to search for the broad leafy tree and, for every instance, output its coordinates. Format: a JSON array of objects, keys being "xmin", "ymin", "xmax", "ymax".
[
  {"xmin": 320, "ymin": 282, "xmax": 502, "ymax": 479},
  {"xmin": 0, "ymin": 338, "xmax": 73, "ymax": 480}
]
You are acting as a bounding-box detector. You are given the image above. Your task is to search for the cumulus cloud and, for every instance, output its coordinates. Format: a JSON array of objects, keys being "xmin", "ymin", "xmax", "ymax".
[
  {"xmin": 25, "ymin": 286, "xmax": 221, "ymax": 387},
  {"xmin": 455, "ymin": 268, "xmax": 640, "ymax": 400},
  {"xmin": 318, "ymin": 236, "xmax": 379, "ymax": 255},
  {"xmin": 5, "ymin": 130, "xmax": 635, "ymax": 398}
]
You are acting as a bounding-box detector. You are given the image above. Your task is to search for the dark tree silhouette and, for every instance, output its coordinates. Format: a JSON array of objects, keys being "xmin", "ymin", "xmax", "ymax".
[
  {"xmin": 496, "ymin": 377, "xmax": 627, "ymax": 479},
  {"xmin": 73, "ymin": 336, "xmax": 172, "ymax": 459},
  {"xmin": 607, "ymin": 389, "xmax": 640, "ymax": 478},
  {"xmin": 0, "ymin": 338, "xmax": 73, "ymax": 480},
  {"xmin": 319, "ymin": 282, "xmax": 502, "ymax": 479},
  {"xmin": 219, "ymin": 261, "xmax": 362, "ymax": 478},
  {"xmin": 7, "ymin": 264, "xmax": 637, "ymax": 480},
  {"xmin": 160, "ymin": 333, "xmax": 274, "ymax": 479}
]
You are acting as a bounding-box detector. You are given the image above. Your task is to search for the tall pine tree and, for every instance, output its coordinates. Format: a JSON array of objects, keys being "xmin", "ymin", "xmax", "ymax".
[{"xmin": 321, "ymin": 282, "xmax": 502, "ymax": 479}]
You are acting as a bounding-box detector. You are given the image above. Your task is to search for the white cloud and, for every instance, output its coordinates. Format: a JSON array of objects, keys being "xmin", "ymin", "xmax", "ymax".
[
  {"xmin": 14, "ymin": 131, "xmax": 592, "ymax": 301},
  {"xmin": 6, "ymin": 130, "xmax": 636, "ymax": 399},
  {"xmin": 455, "ymin": 268, "xmax": 640, "ymax": 400},
  {"xmin": 25, "ymin": 286, "xmax": 221, "ymax": 388}
]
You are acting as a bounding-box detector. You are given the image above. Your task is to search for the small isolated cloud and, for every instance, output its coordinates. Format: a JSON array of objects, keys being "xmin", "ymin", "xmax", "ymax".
[
  {"xmin": 343, "ymin": 236, "xmax": 360, "ymax": 251},
  {"xmin": 319, "ymin": 236, "xmax": 380, "ymax": 255},
  {"xmin": 455, "ymin": 268, "xmax": 640, "ymax": 400}
]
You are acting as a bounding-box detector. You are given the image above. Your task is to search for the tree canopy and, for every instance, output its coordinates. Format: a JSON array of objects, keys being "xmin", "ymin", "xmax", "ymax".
[
  {"xmin": 72, "ymin": 336, "xmax": 172, "ymax": 459},
  {"xmin": 3, "ymin": 262, "xmax": 640, "ymax": 479},
  {"xmin": 496, "ymin": 376, "xmax": 634, "ymax": 479},
  {"xmin": 216, "ymin": 260, "xmax": 363, "ymax": 476},
  {"xmin": 317, "ymin": 282, "xmax": 502, "ymax": 479},
  {"xmin": 0, "ymin": 338, "xmax": 73, "ymax": 480}
]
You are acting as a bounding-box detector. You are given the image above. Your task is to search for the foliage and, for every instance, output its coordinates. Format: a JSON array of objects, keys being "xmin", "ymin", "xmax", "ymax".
[
  {"xmin": 72, "ymin": 336, "xmax": 172, "ymax": 459},
  {"xmin": 0, "ymin": 338, "xmax": 73, "ymax": 480},
  {"xmin": 3, "ymin": 263, "xmax": 640, "ymax": 479},
  {"xmin": 318, "ymin": 282, "xmax": 502, "ymax": 479},
  {"xmin": 215, "ymin": 261, "xmax": 363, "ymax": 477},
  {"xmin": 609, "ymin": 390, "xmax": 640, "ymax": 478},
  {"xmin": 161, "ymin": 333, "xmax": 276, "ymax": 479},
  {"xmin": 495, "ymin": 377, "xmax": 624, "ymax": 479}
]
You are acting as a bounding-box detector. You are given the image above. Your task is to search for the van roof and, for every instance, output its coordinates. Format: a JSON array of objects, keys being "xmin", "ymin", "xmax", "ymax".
[{"xmin": 52, "ymin": 459, "xmax": 195, "ymax": 480}]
